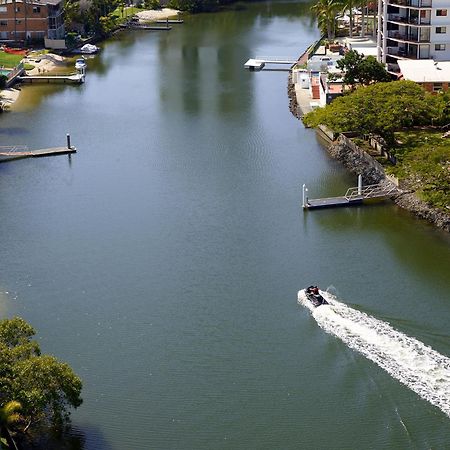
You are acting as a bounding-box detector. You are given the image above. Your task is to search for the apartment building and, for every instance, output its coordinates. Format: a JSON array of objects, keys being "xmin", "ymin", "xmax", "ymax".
[
  {"xmin": 377, "ymin": 0, "xmax": 450, "ymax": 68},
  {"xmin": 0, "ymin": 0, "xmax": 64, "ymax": 42}
]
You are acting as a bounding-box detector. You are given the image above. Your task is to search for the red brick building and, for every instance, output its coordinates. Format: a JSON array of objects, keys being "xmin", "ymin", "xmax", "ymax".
[{"xmin": 0, "ymin": 0, "xmax": 64, "ymax": 42}]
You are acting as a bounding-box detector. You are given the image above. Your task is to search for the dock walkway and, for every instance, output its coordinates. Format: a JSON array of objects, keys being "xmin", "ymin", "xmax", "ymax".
[
  {"xmin": 120, "ymin": 23, "xmax": 171, "ymax": 31},
  {"xmin": 245, "ymin": 56, "xmax": 297, "ymax": 70},
  {"xmin": 303, "ymin": 179, "xmax": 398, "ymax": 210},
  {"xmin": 0, "ymin": 146, "xmax": 76, "ymax": 163},
  {"xmin": 18, "ymin": 73, "xmax": 85, "ymax": 84}
]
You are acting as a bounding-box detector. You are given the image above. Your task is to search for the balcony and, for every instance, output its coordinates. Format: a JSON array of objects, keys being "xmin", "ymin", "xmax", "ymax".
[
  {"xmin": 386, "ymin": 46, "xmax": 418, "ymax": 58},
  {"xmin": 387, "ymin": 30, "xmax": 430, "ymax": 42},
  {"xmin": 388, "ymin": 0, "xmax": 432, "ymax": 7},
  {"xmin": 386, "ymin": 14, "xmax": 431, "ymax": 25}
]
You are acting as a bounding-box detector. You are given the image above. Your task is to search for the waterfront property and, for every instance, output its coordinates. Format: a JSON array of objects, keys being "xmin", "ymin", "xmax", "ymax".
[
  {"xmin": 377, "ymin": 0, "xmax": 450, "ymax": 71},
  {"xmin": 0, "ymin": 0, "xmax": 64, "ymax": 44}
]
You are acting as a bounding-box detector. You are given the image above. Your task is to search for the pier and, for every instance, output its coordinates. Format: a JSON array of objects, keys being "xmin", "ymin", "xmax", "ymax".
[
  {"xmin": 18, "ymin": 73, "xmax": 85, "ymax": 84},
  {"xmin": 302, "ymin": 176, "xmax": 398, "ymax": 210},
  {"xmin": 244, "ymin": 56, "xmax": 297, "ymax": 70},
  {"xmin": 0, "ymin": 135, "xmax": 76, "ymax": 163},
  {"xmin": 156, "ymin": 19, "xmax": 183, "ymax": 24},
  {"xmin": 120, "ymin": 23, "xmax": 171, "ymax": 31}
]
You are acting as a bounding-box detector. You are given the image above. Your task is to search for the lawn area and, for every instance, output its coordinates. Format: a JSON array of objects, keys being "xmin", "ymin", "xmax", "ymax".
[
  {"xmin": 0, "ymin": 51, "xmax": 24, "ymax": 68},
  {"xmin": 390, "ymin": 129, "xmax": 450, "ymax": 210},
  {"xmin": 112, "ymin": 5, "xmax": 143, "ymax": 21}
]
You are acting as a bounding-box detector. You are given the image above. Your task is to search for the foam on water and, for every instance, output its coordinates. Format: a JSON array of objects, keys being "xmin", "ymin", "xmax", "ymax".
[{"xmin": 298, "ymin": 290, "xmax": 450, "ymax": 417}]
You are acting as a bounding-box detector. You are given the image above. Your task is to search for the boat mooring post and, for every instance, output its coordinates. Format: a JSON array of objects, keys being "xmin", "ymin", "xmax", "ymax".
[
  {"xmin": 66, "ymin": 133, "xmax": 71, "ymax": 149},
  {"xmin": 358, "ymin": 174, "xmax": 362, "ymax": 195},
  {"xmin": 302, "ymin": 184, "xmax": 309, "ymax": 209}
]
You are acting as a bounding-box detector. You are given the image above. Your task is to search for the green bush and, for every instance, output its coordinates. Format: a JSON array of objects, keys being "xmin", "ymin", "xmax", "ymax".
[{"xmin": 0, "ymin": 75, "xmax": 7, "ymax": 89}]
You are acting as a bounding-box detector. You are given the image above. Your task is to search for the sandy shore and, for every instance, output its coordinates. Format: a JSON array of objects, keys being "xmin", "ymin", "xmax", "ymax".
[
  {"xmin": 136, "ymin": 8, "xmax": 180, "ymax": 22},
  {"xmin": 23, "ymin": 53, "xmax": 67, "ymax": 76},
  {"xmin": 0, "ymin": 53, "xmax": 69, "ymax": 106}
]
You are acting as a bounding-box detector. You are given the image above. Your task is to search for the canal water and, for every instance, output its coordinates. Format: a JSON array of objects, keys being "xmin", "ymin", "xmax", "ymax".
[{"xmin": 1, "ymin": 1, "xmax": 449, "ymax": 448}]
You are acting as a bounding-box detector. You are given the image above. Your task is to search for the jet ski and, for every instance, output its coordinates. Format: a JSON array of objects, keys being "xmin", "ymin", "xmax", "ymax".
[{"xmin": 305, "ymin": 286, "xmax": 328, "ymax": 307}]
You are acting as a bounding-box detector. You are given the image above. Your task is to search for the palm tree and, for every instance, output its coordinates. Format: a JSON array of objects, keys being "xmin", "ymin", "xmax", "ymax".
[
  {"xmin": 0, "ymin": 401, "xmax": 21, "ymax": 450},
  {"xmin": 311, "ymin": 0, "xmax": 340, "ymax": 40},
  {"xmin": 341, "ymin": 0, "xmax": 355, "ymax": 38}
]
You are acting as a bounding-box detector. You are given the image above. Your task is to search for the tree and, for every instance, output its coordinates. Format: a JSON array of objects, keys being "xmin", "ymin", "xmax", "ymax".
[
  {"xmin": 334, "ymin": 50, "xmax": 391, "ymax": 90},
  {"xmin": 341, "ymin": 0, "xmax": 356, "ymax": 38},
  {"xmin": 0, "ymin": 401, "xmax": 21, "ymax": 450},
  {"xmin": 303, "ymin": 80, "xmax": 434, "ymax": 144},
  {"xmin": 0, "ymin": 317, "xmax": 82, "ymax": 437},
  {"xmin": 311, "ymin": 0, "xmax": 340, "ymax": 40}
]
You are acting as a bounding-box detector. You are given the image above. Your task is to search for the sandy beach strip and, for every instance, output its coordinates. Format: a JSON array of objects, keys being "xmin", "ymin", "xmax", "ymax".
[{"xmin": 135, "ymin": 8, "xmax": 180, "ymax": 22}]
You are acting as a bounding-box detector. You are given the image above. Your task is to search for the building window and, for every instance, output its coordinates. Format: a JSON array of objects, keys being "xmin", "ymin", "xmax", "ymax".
[
  {"xmin": 433, "ymin": 83, "xmax": 443, "ymax": 92},
  {"xmin": 436, "ymin": 9, "xmax": 447, "ymax": 16},
  {"xmin": 33, "ymin": 6, "xmax": 40, "ymax": 13},
  {"xmin": 15, "ymin": 7, "xmax": 20, "ymax": 12},
  {"xmin": 436, "ymin": 27, "xmax": 447, "ymax": 34},
  {"xmin": 15, "ymin": 19, "xmax": 21, "ymax": 25},
  {"xmin": 435, "ymin": 44, "xmax": 446, "ymax": 51},
  {"xmin": 0, "ymin": 20, "xmax": 6, "ymax": 26},
  {"xmin": 0, "ymin": 6, "xmax": 6, "ymax": 13}
]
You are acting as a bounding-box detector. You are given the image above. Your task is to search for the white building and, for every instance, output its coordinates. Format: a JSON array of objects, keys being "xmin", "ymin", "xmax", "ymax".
[{"xmin": 377, "ymin": 0, "xmax": 450, "ymax": 69}]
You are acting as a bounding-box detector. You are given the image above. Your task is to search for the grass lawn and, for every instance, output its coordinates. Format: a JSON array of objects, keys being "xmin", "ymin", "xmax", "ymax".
[
  {"xmin": 112, "ymin": 5, "xmax": 144, "ymax": 21},
  {"xmin": 0, "ymin": 51, "xmax": 24, "ymax": 68},
  {"xmin": 391, "ymin": 130, "xmax": 450, "ymax": 210}
]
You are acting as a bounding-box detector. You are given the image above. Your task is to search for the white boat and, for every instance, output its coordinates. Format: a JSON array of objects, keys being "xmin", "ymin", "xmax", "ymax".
[
  {"xmin": 75, "ymin": 58, "xmax": 87, "ymax": 70},
  {"xmin": 80, "ymin": 44, "xmax": 99, "ymax": 54}
]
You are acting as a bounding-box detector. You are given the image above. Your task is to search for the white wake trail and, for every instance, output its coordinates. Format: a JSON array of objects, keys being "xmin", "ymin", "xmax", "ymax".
[{"xmin": 298, "ymin": 290, "xmax": 450, "ymax": 417}]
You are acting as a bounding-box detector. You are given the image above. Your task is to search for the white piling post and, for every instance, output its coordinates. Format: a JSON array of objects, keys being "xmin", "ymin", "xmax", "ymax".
[
  {"xmin": 302, "ymin": 184, "xmax": 309, "ymax": 208},
  {"xmin": 358, "ymin": 174, "xmax": 362, "ymax": 195}
]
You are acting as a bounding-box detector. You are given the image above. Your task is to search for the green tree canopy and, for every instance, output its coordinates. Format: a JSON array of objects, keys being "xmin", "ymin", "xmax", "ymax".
[
  {"xmin": 303, "ymin": 80, "xmax": 437, "ymax": 144},
  {"xmin": 334, "ymin": 50, "xmax": 391, "ymax": 90},
  {"xmin": 311, "ymin": 0, "xmax": 341, "ymax": 40},
  {"xmin": 0, "ymin": 317, "xmax": 82, "ymax": 436}
]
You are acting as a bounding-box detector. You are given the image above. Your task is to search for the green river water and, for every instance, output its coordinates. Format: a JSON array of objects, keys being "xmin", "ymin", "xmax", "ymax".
[{"xmin": 0, "ymin": 1, "xmax": 449, "ymax": 448}]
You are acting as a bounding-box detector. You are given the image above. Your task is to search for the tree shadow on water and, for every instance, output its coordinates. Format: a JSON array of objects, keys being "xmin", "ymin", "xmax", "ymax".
[{"xmin": 19, "ymin": 424, "xmax": 113, "ymax": 450}]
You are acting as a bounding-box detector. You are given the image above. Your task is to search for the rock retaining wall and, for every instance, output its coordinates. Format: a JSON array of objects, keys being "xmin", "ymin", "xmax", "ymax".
[{"xmin": 287, "ymin": 72, "xmax": 301, "ymax": 120}]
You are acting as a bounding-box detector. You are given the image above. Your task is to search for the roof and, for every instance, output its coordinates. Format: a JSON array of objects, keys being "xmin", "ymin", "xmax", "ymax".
[{"xmin": 398, "ymin": 59, "xmax": 450, "ymax": 83}]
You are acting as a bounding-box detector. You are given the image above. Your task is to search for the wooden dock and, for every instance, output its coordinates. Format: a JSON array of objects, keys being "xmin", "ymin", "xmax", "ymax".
[
  {"xmin": 244, "ymin": 56, "xmax": 297, "ymax": 71},
  {"xmin": 120, "ymin": 23, "xmax": 171, "ymax": 31},
  {"xmin": 306, "ymin": 196, "xmax": 363, "ymax": 209},
  {"xmin": 302, "ymin": 178, "xmax": 398, "ymax": 210},
  {"xmin": 0, "ymin": 146, "xmax": 76, "ymax": 163},
  {"xmin": 156, "ymin": 19, "xmax": 183, "ymax": 24},
  {"xmin": 18, "ymin": 73, "xmax": 85, "ymax": 84}
]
